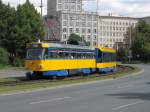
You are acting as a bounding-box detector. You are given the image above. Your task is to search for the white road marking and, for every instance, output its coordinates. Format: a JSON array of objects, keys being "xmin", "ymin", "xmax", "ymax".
[
  {"xmin": 118, "ymin": 84, "xmax": 133, "ymax": 89},
  {"xmin": 30, "ymin": 97, "xmax": 72, "ymax": 105},
  {"xmin": 112, "ymin": 101, "xmax": 144, "ymax": 110}
]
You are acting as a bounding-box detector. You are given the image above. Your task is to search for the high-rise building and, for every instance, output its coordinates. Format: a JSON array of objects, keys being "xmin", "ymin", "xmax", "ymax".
[
  {"xmin": 47, "ymin": 0, "xmax": 83, "ymax": 16},
  {"xmin": 46, "ymin": 0, "xmax": 99, "ymax": 47},
  {"xmin": 98, "ymin": 16, "xmax": 138, "ymax": 48}
]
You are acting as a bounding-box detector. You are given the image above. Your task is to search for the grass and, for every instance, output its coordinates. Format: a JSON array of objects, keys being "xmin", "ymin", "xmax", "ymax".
[
  {"xmin": 0, "ymin": 65, "xmax": 25, "ymax": 71},
  {"xmin": 0, "ymin": 65, "xmax": 141, "ymax": 94}
]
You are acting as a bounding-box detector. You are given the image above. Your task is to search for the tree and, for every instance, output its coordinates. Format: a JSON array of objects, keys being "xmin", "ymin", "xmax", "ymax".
[
  {"xmin": 125, "ymin": 20, "xmax": 150, "ymax": 62},
  {"xmin": 0, "ymin": 48, "xmax": 9, "ymax": 65},
  {"xmin": 0, "ymin": 0, "xmax": 45, "ymax": 60},
  {"xmin": 68, "ymin": 33, "xmax": 89, "ymax": 46},
  {"xmin": 0, "ymin": 0, "xmax": 45, "ymax": 66},
  {"xmin": 0, "ymin": 1, "xmax": 16, "ymax": 48},
  {"xmin": 14, "ymin": 0, "xmax": 45, "ymax": 57},
  {"xmin": 117, "ymin": 47, "xmax": 128, "ymax": 62}
]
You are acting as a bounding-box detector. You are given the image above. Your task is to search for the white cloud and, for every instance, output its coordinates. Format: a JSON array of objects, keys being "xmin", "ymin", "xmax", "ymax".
[
  {"xmin": 2, "ymin": 0, "xmax": 150, "ymax": 17},
  {"xmin": 83, "ymin": 0, "xmax": 150, "ymax": 17}
]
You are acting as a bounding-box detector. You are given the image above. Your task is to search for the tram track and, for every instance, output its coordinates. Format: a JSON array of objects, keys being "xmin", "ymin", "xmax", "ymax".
[{"xmin": 0, "ymin": 65, "xmax": 134, "ymax": 87}]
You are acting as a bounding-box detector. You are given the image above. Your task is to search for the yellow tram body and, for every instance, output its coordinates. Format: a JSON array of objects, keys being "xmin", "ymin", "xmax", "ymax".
[{"xmin": 25, "ymin": 42, "xmax": 117, "ymax": 77}]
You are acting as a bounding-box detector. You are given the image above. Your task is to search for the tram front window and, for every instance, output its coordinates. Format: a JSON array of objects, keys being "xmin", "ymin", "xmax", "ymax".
[{"xmin": 26, "ymin": 48, "xmax": 45, "ymax": 60}]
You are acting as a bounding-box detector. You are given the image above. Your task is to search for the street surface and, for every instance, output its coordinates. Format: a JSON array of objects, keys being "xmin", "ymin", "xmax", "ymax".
[
  {"xmin": 0, "ymin": 70, "xmax": 26, "ymax": 78},
  {"xmin": 0, "ymin": 64, "xmax": 150, "ymax": 112}
]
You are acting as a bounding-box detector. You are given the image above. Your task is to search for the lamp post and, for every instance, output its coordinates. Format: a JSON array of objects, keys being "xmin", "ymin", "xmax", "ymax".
[{"xmin": 128, "ymin": 23, "xmax": 132, "ymax": 63}]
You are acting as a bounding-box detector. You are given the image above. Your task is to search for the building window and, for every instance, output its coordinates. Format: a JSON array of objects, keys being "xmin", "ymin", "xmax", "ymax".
[
  {"xmin": 69, "ymin": 28, "xmax": 73, "ymax": 33},
  {"xmin": 70, "ymin": 21, "xmax": 74, "ymax": 26},
  {"xmin": 76, "ymin": 15, "xmax": 80, "ymax": 20},
  {"xmin": 82, "ymin": 28, "xmax": 86, "ymax": 33},
  {"xmin": 87, "ymin": 22, "xmax": 91, "ymax": 27},
  {"xmin": 77, "ymin": 5, "xmax": 81, "ymax": 10},
  {"xmin": 71, "ymin": 5, "xmax": 76, "ymax": 10},
  {"xmin": 82, "ymin": 22, "xmax": 86, "ymax": 27},
  {"xmin": 94, "ymin": 35, "xmax": 97, "ymax": 40},
  {"xmin": 63, "ymin": 14, "xmax": 68, "ymax": 20},
  {"xmin": 63, "ymin": 21, "xmax": 67, "ymax": 26},
  {"xmin": 63, "ymin": 34, "xmax": 67, "ymax": 39},
  {"xmin": 76, "ymin": 28, "xmax": 79, "ymax": 33},
  {"xmin": 82, "ymin": 15, "xmax": 86, "ymax": 21},
  {"xmin": 69, "ymin": 14, "xmax": 74, "ymax": 20},
  {"xmin": 93, "ymin": 16, "xmax": 97, "ymax": 21},
  {"xmin": 94, "ymin": 42, "xmax": 97, "ymax": 46},
  {"xmin": 94, "ymin": 29, "xmax": 97, "ymax": 34},
  {"xmin": 87, "ymin": 35, "xmax": 91, "ymax": 40},
  {"xmin": 76, "ymin": 22, "xmax": 79, "ymax": 26},
  {"xmin": 58, "ymin": 4, "xmax": 62, "ymax": 9},
  {"xmin": 93, "ymin": 22, "xmax": 97, "ymax": 27},
  {"xmin": 88, "ymin": 29, "xmax": 91, "ymax": 33},
  {"xmin": 58, "ymin": 0, "xmax": 62, "ymax": 3},
  {"xmin": 65, "ymin": 4, "xmax": 68, "ymax": 9},
  {"xmin": 87, "ymin": 15, "xmax": 92, "ymax": 21},
  {"xmin": 63, "ymin": 28, "xmax": 67, "ymax": 33}
]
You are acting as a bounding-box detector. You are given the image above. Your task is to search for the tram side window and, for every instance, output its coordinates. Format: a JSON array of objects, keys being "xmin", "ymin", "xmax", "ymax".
[
  {"xmin": 112, "ymin": 53, "xmax": 116, "ymax": 62},
  {"xmin": 50, "ymin": 51, "xmax": 58, "ymax": 59},
  {"xmin": 103, "ymin": 53, "xmax": 116, "ymax": 62},
  {"xmin": 89, "ymin": 53, "xmax": 95, "ymax": 59},
  {"xmin": 87, "ymin": 53, "xmax": 93, "ymax": 59},
  {"xmin": 81, "ymin": 53, "xmax": 86, "ymax": 59},
  {"xmin": 70, "ymin": 53, "xmax": 77, "ymax": 59},
  {"xmin": 43, "ymin": 49, "xmax": 49, "ymax": 59},
  {"xmin": 77, "ymin": 53, "xmax": 81, "ymax": 59},
  {"xmin": 64, "ymin": 52, "xmax": 70, "ymax": 59},
  {"xmin": 59, "ymin": 52, "xmax": 66, "ymax": 59},
  {"xmin": 57, "ymin": 51, "xmax": 77, "ymax": 59},
  {"xmin": 103, "ymin": 53, "xmax": 109, "ymax": 62},
  {"xmin": 97, "ymin": 50, "xmax": 102, "ymax": 62}
]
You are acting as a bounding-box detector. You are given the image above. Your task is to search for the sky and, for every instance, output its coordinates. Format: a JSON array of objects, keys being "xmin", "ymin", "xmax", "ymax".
[{"xmin": 2, "ymin": 0, "xmax": 150, "ymax": 17}]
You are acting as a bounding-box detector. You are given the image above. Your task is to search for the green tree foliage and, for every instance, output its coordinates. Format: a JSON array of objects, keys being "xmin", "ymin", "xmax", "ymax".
[
  {"xmin": 0, "ymin": 48, "xmax": 9, "ymax": 65},
  {"xmin": 0, "ymin": 1, "xmax": 16, "ymax": 48},
  {"xmin": 0, "ymin": 0, "xmax": 45, "ymax": 66},
  {"xmin": 117, "ymin": 47, "xmax": 128, "ymax": 62},
  {"xmin": 68, "ymin": 33, "xmax": 89, "ymax": 46},
  {"xmin": 126, "ymin": 20, "xmax": 150, "ymax": 62},
  {"xmin": 14, "ymin": 0, "xmax": 45, "ymax": 57}
]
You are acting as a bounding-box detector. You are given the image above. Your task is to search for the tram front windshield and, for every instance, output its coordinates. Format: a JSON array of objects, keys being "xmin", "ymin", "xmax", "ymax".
[{"xmin": 26, "ymin": 48, "xmax": 45, "ymax": 60}]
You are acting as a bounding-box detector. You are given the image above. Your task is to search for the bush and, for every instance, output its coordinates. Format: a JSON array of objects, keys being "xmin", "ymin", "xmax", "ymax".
[
  {"xmin": 0, "ymin": 48, "xmax": 9, "ymax": 65},
  {"xmin": 12, "ymin": 57, "xmax": 24, "ymax": 67}
]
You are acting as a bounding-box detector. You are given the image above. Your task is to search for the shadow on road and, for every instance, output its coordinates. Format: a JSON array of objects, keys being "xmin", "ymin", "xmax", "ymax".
[
  {"xmin": 106, "ymin": 92, "xmax": 150, "ymax": 101},
  {"xmin": 146, "ymin": 82, "xmax": 150, "ymax": 84}
]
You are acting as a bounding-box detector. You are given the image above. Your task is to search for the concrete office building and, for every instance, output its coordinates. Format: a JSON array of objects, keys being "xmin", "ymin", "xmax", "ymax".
[{"xmin": 46, "ymin": 0, "xmax": 139, "ymax": 48}]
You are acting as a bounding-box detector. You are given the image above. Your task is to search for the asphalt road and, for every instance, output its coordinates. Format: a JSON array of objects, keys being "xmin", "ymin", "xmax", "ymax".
[
  {"xmin": 0, "ymin": 64, "xmax": 150, "ymax": 112},
  {"xmin": 0, "ymin": 70, "xmax": 26, "ymax": 78}
]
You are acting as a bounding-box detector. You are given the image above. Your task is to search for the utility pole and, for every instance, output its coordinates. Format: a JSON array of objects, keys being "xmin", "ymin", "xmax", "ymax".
[
  {"xmin": 96, "ymin": 0, "xmax": 99, "ymax": 47},
  {"xmin": 40, "ymin": 0, "xmax": 43, "ymax": 17}
]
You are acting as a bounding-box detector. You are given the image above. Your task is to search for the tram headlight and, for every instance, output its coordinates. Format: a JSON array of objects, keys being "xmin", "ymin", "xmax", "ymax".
[{"xmin": 37, "ymin": 64, "xmax": 43, "ymax": 69}]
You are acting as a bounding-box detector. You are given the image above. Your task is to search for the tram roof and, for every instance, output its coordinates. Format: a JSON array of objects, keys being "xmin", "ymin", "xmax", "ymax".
[
  {"xmin": 27, "ymin": 42, "xmax": 116, "ymax": 53},
  {"xmin": 97, "ymin": 47, "xmax": 116, "ymax": 53},
  {"xmin": 27, "ymin": 42, "xmax": 95, "ymax": 50}
]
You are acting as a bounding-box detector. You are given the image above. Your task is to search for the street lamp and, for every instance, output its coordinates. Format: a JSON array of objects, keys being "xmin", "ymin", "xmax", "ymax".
[{"xmin": 128, "ymin": 23, "xmax": 133, "ymax": 63}]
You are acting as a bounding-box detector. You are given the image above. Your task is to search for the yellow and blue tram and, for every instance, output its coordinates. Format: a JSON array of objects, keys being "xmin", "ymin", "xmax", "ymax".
[{"xmin": 25, "ymin": 42, "xmax": 117, "ymax": 78}]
